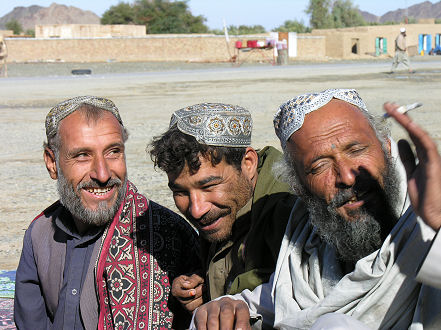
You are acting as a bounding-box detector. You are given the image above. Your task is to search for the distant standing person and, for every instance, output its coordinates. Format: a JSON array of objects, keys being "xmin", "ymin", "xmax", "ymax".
[
  {"xmin": 390, "ymin": 27, "xmax": 414, "ymax": 73},
  {"xmin": 0, "ymin": 36, "xmax": 7, "ymax": 77}
]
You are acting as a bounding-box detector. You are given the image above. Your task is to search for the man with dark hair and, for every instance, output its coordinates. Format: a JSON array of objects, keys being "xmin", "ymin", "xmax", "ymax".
[
  {"xmin": 14, "ymin": 96, "xmax": 200, "ymax": 329},
  {"xmin": 149, "ymin": 103, "xmax": 297, "ymax": 312},
  {"xmin": 191, "ymin": 89, "xmax": 441, "ymax": 329}
]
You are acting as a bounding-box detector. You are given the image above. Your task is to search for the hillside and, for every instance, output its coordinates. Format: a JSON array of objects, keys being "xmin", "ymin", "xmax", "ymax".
[
  {"xmin": 0, "ymin": 3, "xmax": 100, "ymax": 31},
  {"xmin": 360, "ymin": 0, "xmax": 441, "ymax": 23},
  {"xmin": 1, "ymin": 1, "xmax": 441, "ymax": 32}
]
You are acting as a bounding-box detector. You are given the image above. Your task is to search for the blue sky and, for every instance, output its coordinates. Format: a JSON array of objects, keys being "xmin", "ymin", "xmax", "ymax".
[{"xmin": 1, "ymin": 0, "xmax": 431, "ymax": 30}]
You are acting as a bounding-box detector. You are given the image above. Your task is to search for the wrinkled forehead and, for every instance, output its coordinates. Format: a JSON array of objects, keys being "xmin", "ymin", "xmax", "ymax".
[
  {"xmin": 45, "ymin": 95, "xmax": 123, "ymax": 140},
  {"xmin": 288, "ymin": 100, "xmax": 372, "ymax": 148},
  {"xmin": 273, "ymin": 89, "xmax": 368, "ymax": 149}
]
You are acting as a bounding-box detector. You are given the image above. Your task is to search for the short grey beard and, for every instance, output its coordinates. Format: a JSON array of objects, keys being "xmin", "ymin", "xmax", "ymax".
[
  {"xmin": 56, "ymin": 167, "xmax": 126, "ymax": 228},
  {"xmin": 275, "ymin": 149, "xmax": 401, "ymax": 263}
]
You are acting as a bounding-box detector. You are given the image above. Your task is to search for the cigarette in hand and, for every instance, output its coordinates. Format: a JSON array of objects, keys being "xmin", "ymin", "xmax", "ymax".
[{"xmin": 383, "ymin": 102, "xmax": 423, "ymax": 119}]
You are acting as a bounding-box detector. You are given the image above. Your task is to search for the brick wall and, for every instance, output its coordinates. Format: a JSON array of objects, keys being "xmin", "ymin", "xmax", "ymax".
[
  {"xmin": 0, "ymin": 30, "xmax": 13, "ymax": 37},
  {"xmin": 6, "ymin": 36, "xmax": 233, "ymax": 62},
  {"xmin": 297, "ymin": 35, "xmax": 326, "ymax": 58},
  {"xmin": 311, "ymin": 24, "xmax": 441, "ymax": 59},
  {"xmin": 4, "ymin": 24, "xmax": 441, "ymax": 63},
  {"xmin": 5, "ymin": 34, "xmax": 324, "ymax": 63},
  {"xmin": 35, "ymin": 24, "xmax": 147, "ymax": 38},
  {"xmin": 4, "ymin": 33, "xmax": 328, "ymax": 63}
]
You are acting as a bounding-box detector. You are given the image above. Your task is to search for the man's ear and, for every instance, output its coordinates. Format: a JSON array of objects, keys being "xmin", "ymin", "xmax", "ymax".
[
  {"xmin": 241, "ymin": 147, "xmax": 259, "ymax": 183},
  {"xmin": 43, "ymin": 147, "xmax": 58, "ymax": 180}
]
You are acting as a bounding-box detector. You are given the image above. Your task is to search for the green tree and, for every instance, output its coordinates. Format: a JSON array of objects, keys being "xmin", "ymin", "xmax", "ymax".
[
  {"xmin": 209, "ymin": 28, "xmax": 224, "ymax": 35},
  {"xmin": 210, "ymin": 25, "xmax": 266, "ymax": 35},
  {"xmin": 332, "ymin": 0, "xmax": 365, "ymax": 28},
  {"xmin": 135, "ymin": 0, "xmax": 209, "ymax": 33},
  {"xmin": 274, "ymin": 20, "xmax": 311, "ymax": 33},
  {"xmin": 368, "ymin": 21, "xmax": 398, "ymax": 26},
  {"xmin": 306, "ymin": 0, "xmax": 366, "ymax": 29},
  {"xmin": 227, "ymin": 25, "xmax": 266, "ymax": 35},
  {"xmin": 25, "ymin": 29, "xmax": 35, "ymax": 37},
  {"xmin": 306, "ymin": 0, "xmax": 333, "ymax": 29},
  {"xmin": 101, "ymin": 0, "xmax": 209, "ymax": 33},
  {"xmin": 101, "ymin": 3, "xmax": 136, "ymax": 24},
  {"xmin": 5, "ymin": 19, "xmax": 23, "ymax": 35}
]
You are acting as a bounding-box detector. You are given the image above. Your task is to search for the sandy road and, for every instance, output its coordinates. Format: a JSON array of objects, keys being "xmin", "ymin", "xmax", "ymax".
[{"xmin": 1, "ymin": 58, "xmax": 441, "ymax": 269}]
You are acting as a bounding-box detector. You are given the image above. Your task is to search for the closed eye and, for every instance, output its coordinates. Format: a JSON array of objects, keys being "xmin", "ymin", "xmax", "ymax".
[
  {"xmin": 201, "ymin": 183, "xmax": 219, "ymax": 190},
  {"xmin": 309, "ymin": 161, "xmax": 329, "ymax": 175},
  {"xmin": 348, "ymin": 145, "xmax": 367, "ymax": 155}
]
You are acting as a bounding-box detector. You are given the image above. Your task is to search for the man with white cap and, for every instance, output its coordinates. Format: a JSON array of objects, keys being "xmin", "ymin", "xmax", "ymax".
[
  {"xmin": 149, "ymin": 103, "xmax": 297, "ymax": 313},
  {"xmin": 191, "ymin": 89, "xmax": 441, "ymax": 329},
  {"xmin": 391, "ymin": 27, "xmax": 414, "ymax": 73},
  {"xmin": 14, "ymin": 96, "xmax": 201, "ymax": 329}
]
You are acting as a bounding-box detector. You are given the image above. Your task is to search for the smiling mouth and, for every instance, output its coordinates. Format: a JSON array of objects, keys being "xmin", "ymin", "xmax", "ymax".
[
  {"xmin": 197, "ymin": 210, "xmax": 231, "ymax": 229},
  {"xmin": 84, "ymin": 186, "xmax": 113, "ymax": 196},
  {"xmin": 200, "ymin": 216, "xmax": 222, "ymax": 228},
  {"xmin": 344, "ymin": 196, "xmax": 358, "ymax": 205},
  {"xmin": 337, "ymin": 190, "xmax": 370, "ymax": 208}
]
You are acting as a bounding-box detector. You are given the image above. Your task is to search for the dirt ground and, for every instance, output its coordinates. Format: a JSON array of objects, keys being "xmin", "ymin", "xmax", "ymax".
[{"xmin": 1, "ymin": 58, "xmax": 441, "ymax": 269}]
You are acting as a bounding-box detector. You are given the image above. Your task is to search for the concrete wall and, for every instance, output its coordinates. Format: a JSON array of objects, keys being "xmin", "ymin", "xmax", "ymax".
[
  {"xmin": 0, "ymin": 30, "xmax": 13, "ymax": 37},
  {"xmin": 6, "ymin": 36, "xmax": 226, "ymax": 62},
  {"xmin": 4, "ymin": 24, "xmax": 441, "ymax": 63},
  {"xmin": 35, "ymin": 24, "xmax": 147, "ymax": 38},
  {"xmin": 297, "ymin": 35, "xmax": 326, "ymax": 58},
  {"xmin": 4, "ymin": 33, "xmax": 327, "ymax": 63},
  {"xmin": 5, "ymin": 35, "xmax": 278, "ymax": 63},
  {"xmin": 312, "ymin": 24, "xmax": 441, "ymax": 59}
]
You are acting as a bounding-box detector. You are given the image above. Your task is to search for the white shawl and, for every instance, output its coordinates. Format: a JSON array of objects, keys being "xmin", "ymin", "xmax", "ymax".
[{"xmin": 268, "ymin": 201, "xmax": 441, "ymax": 329}]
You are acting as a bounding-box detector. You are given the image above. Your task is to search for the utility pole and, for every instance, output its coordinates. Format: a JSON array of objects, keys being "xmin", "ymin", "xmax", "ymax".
[{"xmin": 404, "ymin": 0, "xmax": 408, "ymax": 24}]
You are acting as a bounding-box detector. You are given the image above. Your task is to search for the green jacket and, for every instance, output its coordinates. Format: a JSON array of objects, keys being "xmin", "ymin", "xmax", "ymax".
[{"xmin": 201, "ymin": 146, "xmax": 297, "ymax": 299}]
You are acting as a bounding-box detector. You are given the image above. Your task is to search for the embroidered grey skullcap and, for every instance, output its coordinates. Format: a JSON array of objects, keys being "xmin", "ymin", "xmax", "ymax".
[
  {"xmin": 45, "ymin": 95, "xmax": 123, "ymax": 140},
  {"xmin": 169, "ymin": 103, "xmax": 252, "ymax": 147},
  {"xmin": 274, "ymin": 89, "xmax": 368, "ymax": 149}
]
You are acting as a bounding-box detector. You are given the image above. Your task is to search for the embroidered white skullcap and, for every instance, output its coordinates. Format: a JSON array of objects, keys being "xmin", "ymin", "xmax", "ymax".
[
  {"xmin": 46, "ymin": 95, "xmax": 123, "ymax": 140},
  {"xmin": 400, "ymin": 27, "xmax": 406, "ymax": 33},
  {"xmin": 273, "ymin": 89, "xmax": 368, "ymax": 149},
  {"xmin": 169, "ymin": 103, "xmax": 252, "ymax": 147}
]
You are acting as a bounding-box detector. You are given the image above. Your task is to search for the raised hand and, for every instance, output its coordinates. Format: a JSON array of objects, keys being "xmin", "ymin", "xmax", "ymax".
[{"xmin": 384, "ymin": 102, "xmax": 441, "ymax": 230}]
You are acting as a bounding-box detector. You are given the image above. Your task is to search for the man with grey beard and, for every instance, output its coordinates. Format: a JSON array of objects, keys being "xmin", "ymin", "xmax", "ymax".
[
  {"xmin": 191, "ymin": 89, "xmax": 441, "ymax": 329},
  {"xmin": 293, "ymin": 142, "xmax": 401, "ymax": 264},
  {"xmin": 14, "ymin": 96, "xmax": 201, "ymax": 329}
]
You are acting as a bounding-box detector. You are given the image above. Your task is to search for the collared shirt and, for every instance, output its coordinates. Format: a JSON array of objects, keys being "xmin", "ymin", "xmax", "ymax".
[
  {"xmin": 14, "ymin": 209, "xmax": 103, "ymax": 329},
  {"xmin": 52, "ymin": 213, "xmax": 103, "ymax": 329}
]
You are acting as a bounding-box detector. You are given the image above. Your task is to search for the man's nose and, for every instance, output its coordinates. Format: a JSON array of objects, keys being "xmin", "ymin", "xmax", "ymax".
[
  {"xmin": 335, "ymin": 159, "xmax": 358, "ymax": 188},
  {"xmin": 90, "ymin": 156, "xmax": 111, "ymax": 183},
  {"xmin": 189, "ymin": 192, "xmax": 211, "ymax": 220}
]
